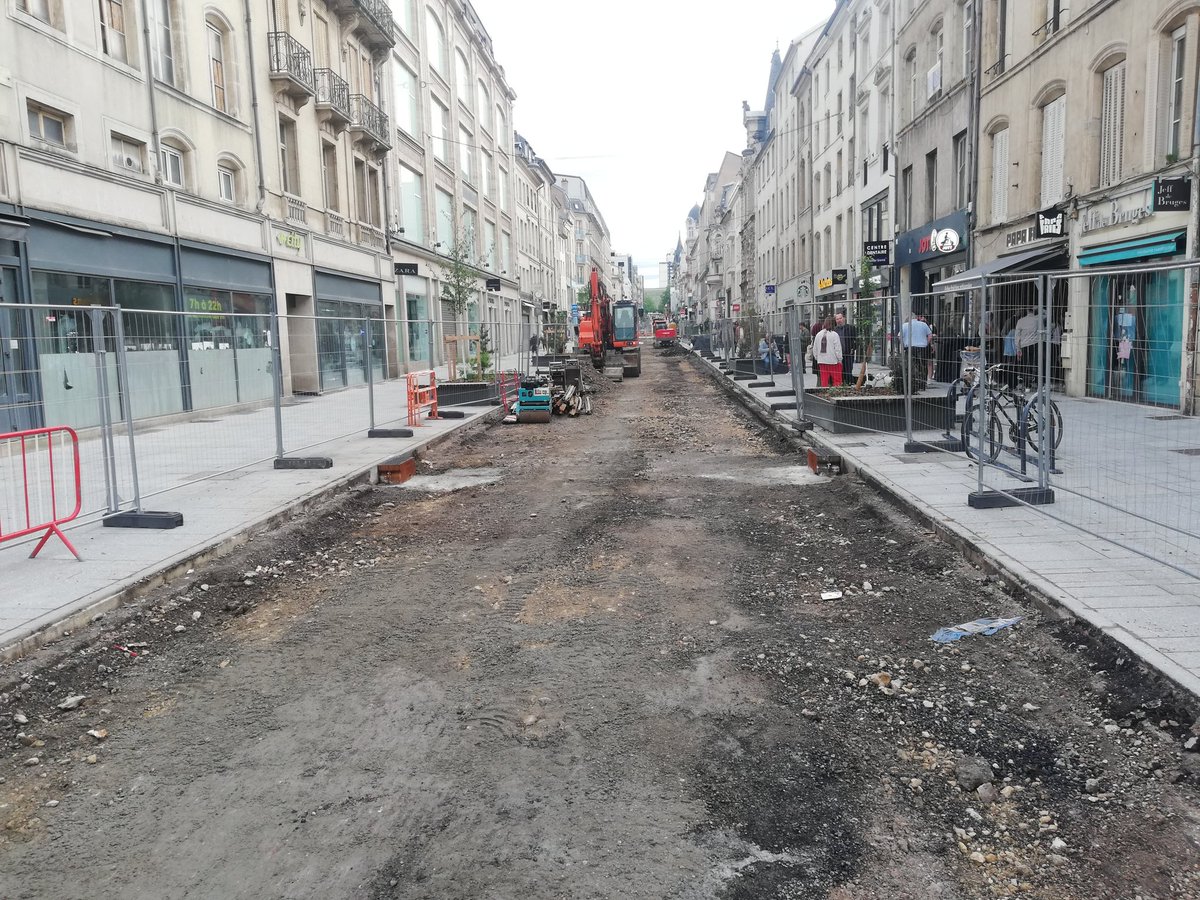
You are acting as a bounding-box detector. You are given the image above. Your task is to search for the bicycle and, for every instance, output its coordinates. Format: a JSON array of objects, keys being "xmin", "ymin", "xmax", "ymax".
[{"xmin": 960, "ymin": 364, "xmax": 1063, "ymax": 463}]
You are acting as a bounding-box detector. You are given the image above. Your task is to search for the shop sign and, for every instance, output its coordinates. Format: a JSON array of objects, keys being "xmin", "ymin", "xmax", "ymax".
[
  {"xmin": 485, "ymin": 277, "xmax": 501, "ymax": 292},
  {"xmin": 394, "ymin": 262, "xmax": 419, "ymax": 277},
  {"xmin": 896, "ymin": 210, "xmax": 970, "ymax": 266},
  {"xmin": 1082, "ymin": 187, "xmax": 1154, "ymax": 234},
  {"xmin": 275, "ymin": 229, "xmax": 304, "ymax": 252},
  {"xmin": 1036, "ymin": 206, "xmax": 1067, "ymax": 238},
  {"xmin": 1154, "ymin": 177, "xmax": 1192, "ymax": 212},
  {"xmin": 765, "ymin": 284, "xmax": 776, "ymax": 295},
  {"xmin": 732, "ymin": 303, "xmax": 741, "ymax": 312},
  {"xmin": 817, "ymin": 269, "xmax": 848, "ymax": 292},
  {"xmin": 863, "ymin": 241, "xmax": 891, "ymax": 265}
]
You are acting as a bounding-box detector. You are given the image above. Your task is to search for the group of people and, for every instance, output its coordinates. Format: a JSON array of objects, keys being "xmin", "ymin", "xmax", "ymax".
[{"xmin": 805, "ymin": 312, "xmax": 859, "ymax": 387}]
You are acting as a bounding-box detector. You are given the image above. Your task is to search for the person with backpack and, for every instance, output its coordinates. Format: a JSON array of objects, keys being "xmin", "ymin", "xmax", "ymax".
[{"xmin": 813, "ymin": 315, "xmax": 843, "ymax": 386}]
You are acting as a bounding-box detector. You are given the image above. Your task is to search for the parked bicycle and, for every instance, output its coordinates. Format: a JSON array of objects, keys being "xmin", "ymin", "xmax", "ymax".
[{"xmin": 960, "ymin": 364, "xmax": 1063, "ymax": 463}]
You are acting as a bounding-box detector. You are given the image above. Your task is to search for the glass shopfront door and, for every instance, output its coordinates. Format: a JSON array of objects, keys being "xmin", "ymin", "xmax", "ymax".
[{"xmin": 0, "ymin": 269, "xmax": 36, "ymax": 432}]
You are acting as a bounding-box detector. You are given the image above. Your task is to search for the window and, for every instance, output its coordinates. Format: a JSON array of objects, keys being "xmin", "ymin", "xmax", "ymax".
[
  {"xmin": 1168, "ymin": 27, "xmax": 1187, "ymax": 159},
  {"xmin": 498, "ymin": 167, "xmax": 508, "ymax": 210},
  {"xmin": 459, "ymin": 125, "xmax": 473, "ymax": 182},
  {"xmin": 435, "ymin": 188, "xmax": 454, "ymax": 248},
  {"xmin": 207, "ymin": 23, "xmax": 227, "ymax": 112},
  {"xmin": 148, "ymin": 0, "xmax": 175, "ymax": 85},
  {"xmin": 953, "ymin": 130, "xmax": 968, "ymax": 208},
  {"xmin": 925, "ymin": 150, "xmax": 938, "ymax": 218},
  {"xmin": 398, "ymin": 164, "xmax": 424, "ymax": 243},
  {"xmin": 836, "ymin": 150, "xmax": 843, "ymax": 194},
  {"xmin": 901, "ymin": 165, "xmax": 913, "ymax": 229},
  {"xmin": 27, "ymin": 103, "xmax": 68, "ymax": 146},
  {"xmin": 394, "ymin": 64, "xmax": 418, "ymax": 136},
  {"xmin": 322, "ymin": 141, "xmax": 339, "ymax": 211},
  {"xmin": 836, "ymin": 92, "xmax": 843, "ymax": 134},
  {"xmin": 218, "ymin": 164, "xmax": 236, "ymax": 203},
  {"xmin": 991, "ymin": 127, "xmax": 1009, "ymax": 222},
  {"xmin": 159, "ymin": 143, "xmax": 184, "ymax": 187},
  {"xmin": 482, "ymin": 151, "xmax": 493, "ymax": 198},
  {"xmin": 933, "ymin": 21, "xmax": 944, "ymax": 77},
  {"xmin": 432, "ymin": 99, "xmax": 449, "ymax": 163},
  {"xmin": 477, "ymin": 82, "xmax": 492, "ymax": 132},
  {"xmin": 279, "ymin": 116, "xmax": 298, "ymax": 195},
  {"xmin": 426, "ymin": 10, "xmax": 447, "ymax": 76},
  {"xmin": 18, "ymin": 0, "xmax": 51, "ymax": 24},
  {"xmin": 863, "ymin": 197, "xmax": 889, "ymax": 242},
  {"xmin": 455, "ymin": 50, "xmax": 471, "ymax": 108},
  {"xmin": 99, "ymin": 0, "xmax": 128, "ymax": 63},
  {"xmin": 824, "ymin": 163, "xmax": 832, "ymax": 205},
  {"xmin": 111, "ymin": 133, "xmax": 145, "ymax": 173},
  {"xmin": 962, "ymin": 0, "xmax": 974, "ymax": 79},
  {"xmin": 484, "ymin": 220, "xmax": 497, "ymax": 270},
  {"xmin": 1099, "ymin": 60, "xmax": 1126, "ymax": 187},
  {"xmin": 994, "ymin": 0, "xmax": 1010, "ymax": 76},
  {"xmin": 501, "ymin": 231, "xmax": 512, "ymax": 273},
  {"xmin": 355, "ymin": 160, "xmax": 380, "ymax": 226},
  {"xmin": 906, "ymin": 49, "xmax": 919, "ymax": 119},
  {"xmin": 496, "ymin": 107, "xmax": 508, "ymax": 151},
  {"xmin": 1040, "ymin": 94, "xmax": 1066, "ymax": 205}
]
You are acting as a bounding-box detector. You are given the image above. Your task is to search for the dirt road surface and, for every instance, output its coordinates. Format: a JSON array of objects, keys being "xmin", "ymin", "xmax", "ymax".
[{"xmin": 1, "ymin": 350, "xmax": 1198, "ymax": 899}]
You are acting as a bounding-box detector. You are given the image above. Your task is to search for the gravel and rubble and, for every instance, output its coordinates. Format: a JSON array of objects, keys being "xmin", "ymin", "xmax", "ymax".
[{"xmin": 0, "ymin": 348, "xmax": 1196, "ymax": 899}]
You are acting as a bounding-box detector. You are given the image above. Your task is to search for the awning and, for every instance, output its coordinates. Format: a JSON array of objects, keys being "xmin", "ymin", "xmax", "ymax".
[
  {"xmin": 936, "ymin": 245, "xmax": 1066, "ymax": 292},
  {"xmin": 1077, "ymin": 230, "xmax": 1186, "ymax": 267}
]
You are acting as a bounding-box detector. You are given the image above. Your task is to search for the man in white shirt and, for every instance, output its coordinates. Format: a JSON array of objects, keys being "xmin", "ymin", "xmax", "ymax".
[{"xmin": 1014, "ymin": 309, "xmax": 1042, "ymax": 387}]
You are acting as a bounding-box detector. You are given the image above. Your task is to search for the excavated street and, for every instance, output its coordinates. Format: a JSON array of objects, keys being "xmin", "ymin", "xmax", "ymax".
[{"xmin": 0, "ymin": 349, "xmax": 1198, "ymax": 899}]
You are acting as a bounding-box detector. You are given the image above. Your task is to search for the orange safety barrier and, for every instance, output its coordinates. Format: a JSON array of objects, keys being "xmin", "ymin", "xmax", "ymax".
[
  {"xmin": 0, "ymin": 426, "xmax": 83, "ymax": 560},
  {"xmin": 406, "ymin": 369, "xmax": 439, "ymax": 427},
  {"xmin": 496, "ymin": 371, "xmax": 520, "ymax": 412}
]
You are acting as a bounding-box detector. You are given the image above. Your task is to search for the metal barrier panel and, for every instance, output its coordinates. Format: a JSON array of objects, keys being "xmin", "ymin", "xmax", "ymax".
[{"xmin": 0, "ymin": 426, "xmax": 82, "ymax": 558}]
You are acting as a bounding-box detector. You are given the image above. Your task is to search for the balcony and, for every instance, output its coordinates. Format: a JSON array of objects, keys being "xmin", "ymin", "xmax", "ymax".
[
  {"xmin": 314, "ymin": 68, "xmax": 351, "ymax": 130},
  {"xmin": 283, "ymin": 194, "xmax": 308, "ymax": 225},
  {"xmin": 327, "ymin": 0, "xmax": 396, "ymax": 51},
  {"xmin": 268, "ymin": 33, "xmax": 315, "ymax": 104},
  {"xmin": 349, "ymin": 94, "xmax": 391, "ymax": 152},
  {"xmin": 326, "ymin": 210, "xmax": 347, "ymax": 239},
  {"xmin": 356, "ymin": 222, "xmax": 386, "ymax": 251}
]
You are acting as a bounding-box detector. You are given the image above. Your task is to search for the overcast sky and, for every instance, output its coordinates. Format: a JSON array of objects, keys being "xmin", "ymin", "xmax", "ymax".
[{"xmin": 472, "ymin": 0, "xmax": 835, "ymax": 289}]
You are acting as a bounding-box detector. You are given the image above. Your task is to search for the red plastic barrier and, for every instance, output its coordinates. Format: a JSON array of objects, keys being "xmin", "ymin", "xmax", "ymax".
[
  {"xmin": 496, "ymin": 372, "xmax": 520, "ymax": 412},
  {"xmin": 0, "ymin": 426, "xmax": 82, "ymax": 560},
  {"xmin": 406, "ymin": 370, "xmax": 439, "ymax": 427}
]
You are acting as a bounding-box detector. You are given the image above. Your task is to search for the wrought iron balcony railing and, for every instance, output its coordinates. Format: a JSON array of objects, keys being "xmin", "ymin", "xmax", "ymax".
[
  {"xmin": 349, "ymin": 94, "xmax": 391, "ymax": 150},
  {"xmin": 314, "ymin": 68, "xmax": 351, "ymax": 123},
  {"xmin": 267, "ymin": 32, "xmax": 314, "ymax": 98}
]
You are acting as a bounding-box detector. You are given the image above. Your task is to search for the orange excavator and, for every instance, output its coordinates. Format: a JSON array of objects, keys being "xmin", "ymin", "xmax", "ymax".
[{"xmin": 577, "ymin": 267, "xmax": 641, "ymax": 378}]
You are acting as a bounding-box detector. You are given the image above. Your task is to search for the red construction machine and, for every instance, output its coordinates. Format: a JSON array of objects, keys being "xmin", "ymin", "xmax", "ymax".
[{"xmin": 577, "ymin": 267, "xmax": 641, "ymax": 378}]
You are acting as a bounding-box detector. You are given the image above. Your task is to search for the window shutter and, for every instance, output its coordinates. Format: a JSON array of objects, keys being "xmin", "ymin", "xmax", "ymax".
[
  {"xmin": 991, "ymin": 128, "xmax": 1009, "ymax": 223},
  {"xmin": 1101, "ymin": 62, "xmax": 1126, "ymax": 186},
  {"xmin": 1040, "ymin": 95, "xmax": 1066, "ymax": 205}
]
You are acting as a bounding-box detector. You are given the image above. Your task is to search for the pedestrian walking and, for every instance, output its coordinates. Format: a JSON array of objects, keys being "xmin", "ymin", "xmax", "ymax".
[
  {"xmin": 810, "ymin": 319, "xmax": 823, "ymax": 376},
  {"xmin": 814, "ymin": 315, "xmax": 843, "ymax": 386},
  {"xmin": 899, "ymin": 313, "xmax": 932, "ymax": 389}
]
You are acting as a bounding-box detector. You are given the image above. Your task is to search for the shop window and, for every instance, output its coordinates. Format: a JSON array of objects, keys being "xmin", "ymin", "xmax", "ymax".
[
  {"xmin": 99, "ymin": 0, "xmax": 128, "ymax": 63},
  {"xmin": 27, "ymin": 102, "xmax": 70, "ymax": 148}
]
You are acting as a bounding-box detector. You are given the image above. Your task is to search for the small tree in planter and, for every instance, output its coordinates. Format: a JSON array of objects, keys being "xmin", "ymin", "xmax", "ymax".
[{"xmin": 437, "ymin": 226, "xmax": 481, "ymax": 380}]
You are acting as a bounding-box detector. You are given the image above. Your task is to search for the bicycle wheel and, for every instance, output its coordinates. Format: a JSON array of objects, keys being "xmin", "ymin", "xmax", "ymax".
[
  {"xmin": 1024, "ymin": 398, "xmax": 1063, "ymax": 453},
  {"xmin": 962, "ymin": 402, "xmax": 1003, "ymax": 463}
]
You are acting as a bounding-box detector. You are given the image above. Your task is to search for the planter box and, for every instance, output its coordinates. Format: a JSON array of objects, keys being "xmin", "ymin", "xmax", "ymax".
[
  {"xmin": 803, "ymin": 390, "xmax": 953, "ymax": 434},
  {"xmin": 438, "ymin": 381, "xmax": 499, "ymax": 406}
]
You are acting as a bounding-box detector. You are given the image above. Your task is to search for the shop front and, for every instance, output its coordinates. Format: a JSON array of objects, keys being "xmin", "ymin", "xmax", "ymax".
[
  {"xmin": 4, "ymin": 213, "xmax": 278, "ymax": 428},
  {"xmin": 1080, "ymin": 230, "xmax": 1188, "ymax": 408},
  {"xmin": 314, "ymin": 271, "xmax": 384, "ymax": 391}
]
